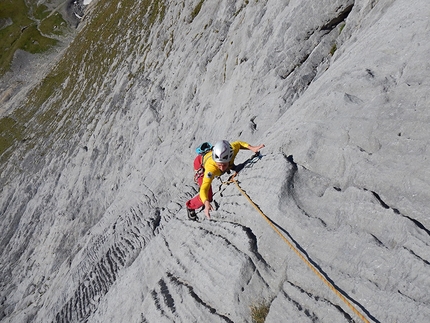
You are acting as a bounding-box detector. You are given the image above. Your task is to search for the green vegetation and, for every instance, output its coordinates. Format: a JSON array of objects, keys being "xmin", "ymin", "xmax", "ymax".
[
  {"xmin": 191, "ymin": 0, "xmax": 204, "ymax": 22},
  {"xmin": 330, "ymin": 44, "xmax": 337, "ymax": 56},
  {"xmin": 330, "ymin": 43, "xmax": 337, "ymax": 55},
  {"xmin": 329, "ymin": 23, "xmax": 345, "ymax": 57},
  {"xmin": 33, "ymin": 3, "xmax": 50, "ymax": 20},
  {"xmin": 0, "ymin": 0, "xmax": 168, "ymax": 163},
  {"xmin": 0, "ymin": 0, "xmax": 68, "ymax": 76},
  {"xmin": 251, "ymin": 300, "xmax": 271, "ymax": 323},
  {"xmin": 148, "ymin": 0, "xmax": 166, "ymax": 25},
  {"xmin": 0, "ymin": 116, "xmax": 24, "ymax": 155},
  {"xmin": 39, "ymin": 12, "xmax": 67, "ymax": 36}
]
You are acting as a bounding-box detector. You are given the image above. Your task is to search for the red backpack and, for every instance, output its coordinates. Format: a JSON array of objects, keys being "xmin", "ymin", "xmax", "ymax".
[{"xmin": 193, "ymin": 142, "xmax": 212, "ymax": 183}]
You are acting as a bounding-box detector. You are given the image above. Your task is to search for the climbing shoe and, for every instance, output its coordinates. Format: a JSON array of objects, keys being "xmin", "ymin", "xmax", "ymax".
[{"xmin": 187, "ymin": 208, "xmax": 198, "ymax": 221}]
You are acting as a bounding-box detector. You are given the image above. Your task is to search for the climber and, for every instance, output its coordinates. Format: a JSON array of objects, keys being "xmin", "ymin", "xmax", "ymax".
[{"xmin": 186, "ymin": 140, "xmax": 265, "ymax": 220}]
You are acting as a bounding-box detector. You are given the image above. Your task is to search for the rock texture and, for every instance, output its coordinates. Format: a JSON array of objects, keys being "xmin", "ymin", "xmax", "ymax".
[
  {"xmin": 1, "ymin": 0, "xmax": 429, "ymax": 322},
  {"xmin": 0, "ymin": 0, "xmax": 84, "ymax": 115}
]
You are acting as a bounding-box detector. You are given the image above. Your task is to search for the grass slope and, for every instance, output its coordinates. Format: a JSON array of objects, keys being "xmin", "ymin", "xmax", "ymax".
[{"xmin": 0, "ymin": 0, "xmax": 166, "ymax": 164}]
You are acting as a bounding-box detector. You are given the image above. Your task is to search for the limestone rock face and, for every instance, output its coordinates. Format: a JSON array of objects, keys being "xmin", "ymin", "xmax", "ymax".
[{"xmin": 1, "ymin": 0, "xmax": 429, "ymax": 322}]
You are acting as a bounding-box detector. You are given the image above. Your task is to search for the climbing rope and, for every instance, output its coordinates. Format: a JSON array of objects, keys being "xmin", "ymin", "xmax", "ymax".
[{"xmin": 224, "ymin": 173, "xmax": 371, "ymax": 323}]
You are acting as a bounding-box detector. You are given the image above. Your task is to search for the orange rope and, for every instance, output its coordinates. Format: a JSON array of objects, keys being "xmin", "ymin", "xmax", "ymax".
[{"xmin": 230, "ymin": 178, "xmax": 370, "ymax": 323}]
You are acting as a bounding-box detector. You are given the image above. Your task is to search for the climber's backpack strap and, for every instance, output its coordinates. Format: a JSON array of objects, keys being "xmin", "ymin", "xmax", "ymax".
[{"xmin": 193, "ymin": 142, "xmax": 213, "ymax": 183}]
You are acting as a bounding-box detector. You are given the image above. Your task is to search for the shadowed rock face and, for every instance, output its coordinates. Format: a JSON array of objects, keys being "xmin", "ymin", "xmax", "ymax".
[{"xmin": 1, "ymin": 0, "xmax": 429, "ymax": 322}]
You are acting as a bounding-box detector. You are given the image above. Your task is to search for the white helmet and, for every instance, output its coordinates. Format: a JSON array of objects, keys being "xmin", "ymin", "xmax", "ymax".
[{"xmin": 212, "ymin": 140, "xmax": 233, "ymax": 163}]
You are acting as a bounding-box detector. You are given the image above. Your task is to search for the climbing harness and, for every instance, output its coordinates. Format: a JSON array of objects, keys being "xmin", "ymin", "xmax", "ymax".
[
  {"xmin": 194, "ymin": 159, "xmax": 205, "ymax": 183},
  {"xmin": 222, "ymin": 155, "xmax": 371, "ymax": 323},
  {"xmin": 193, "ymin": 153, "xmax": 209, "ymax": 184}
]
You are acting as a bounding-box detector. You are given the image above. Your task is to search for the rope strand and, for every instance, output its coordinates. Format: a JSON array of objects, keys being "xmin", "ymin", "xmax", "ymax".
[{"xmin": 229, "ymin": 178, "xmax": 370, "ymax": 323}]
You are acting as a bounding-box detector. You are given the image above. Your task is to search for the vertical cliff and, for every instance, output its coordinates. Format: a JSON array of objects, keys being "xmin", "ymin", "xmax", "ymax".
[{"xmin": 1, "ymin": 0, "xmax": 429, "ymax": 322}]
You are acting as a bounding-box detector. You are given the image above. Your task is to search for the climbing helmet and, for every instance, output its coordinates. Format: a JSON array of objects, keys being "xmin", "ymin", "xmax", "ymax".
[{"xmin": 212, "ymin": 140, "xmax": 233, "ymax": 163}]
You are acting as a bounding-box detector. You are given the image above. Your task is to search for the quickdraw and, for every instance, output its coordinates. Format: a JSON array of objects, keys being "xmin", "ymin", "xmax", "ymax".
[{"xmin": 194, "ymin": 166, "xmax": 205, "ymax": 184}]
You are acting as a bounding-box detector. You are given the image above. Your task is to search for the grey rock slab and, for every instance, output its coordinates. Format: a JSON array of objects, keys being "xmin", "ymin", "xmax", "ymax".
[{"xmin": 1, "ymin": 0, "xmax": 430, "ymax": 322}]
